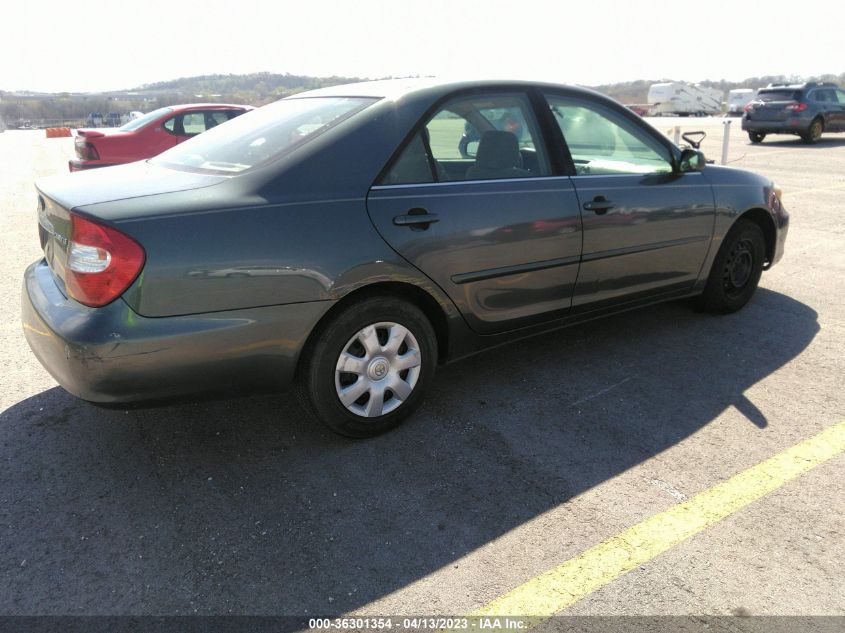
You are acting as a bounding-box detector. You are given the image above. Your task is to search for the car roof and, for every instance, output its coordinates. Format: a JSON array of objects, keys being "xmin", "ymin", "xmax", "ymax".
[
  {"xmin": 286, "ymin": 77, "xmax": 596, "ymax": 101},
  {"xmin": 167, "ymin": 103, "xmax": 253, "ymax": 111}
]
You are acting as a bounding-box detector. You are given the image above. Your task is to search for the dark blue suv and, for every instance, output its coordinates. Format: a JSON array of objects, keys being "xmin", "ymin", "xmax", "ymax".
[{"xmin": 742, "ymin": 82, "xmax": 845, "ymax": 144}]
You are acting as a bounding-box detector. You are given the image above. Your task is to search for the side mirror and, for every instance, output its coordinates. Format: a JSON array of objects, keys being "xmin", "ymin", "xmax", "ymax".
[
  {"xmin": 678, "ymin": 148, "xmax": 706, "ymax": 173},
  {"xmin": 465, "ymin": 140, "xmax": 479, "ymax": 158}
]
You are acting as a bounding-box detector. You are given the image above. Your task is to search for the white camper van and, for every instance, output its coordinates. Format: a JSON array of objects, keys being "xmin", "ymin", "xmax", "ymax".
[
  {"xmin": 727, "ymin": 88, "xmax": 757, "ymax": 115},
  {"xmin": 647, "ymin": 82, "xmax": 723, "ymax": 116}
]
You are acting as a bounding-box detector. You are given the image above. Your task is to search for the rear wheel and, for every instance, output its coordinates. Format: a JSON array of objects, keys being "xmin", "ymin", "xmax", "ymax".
[
  {"xmin": 748, "ymin": 131, "xmax": 766, "ymax": 143},
  {"xmin": 801, "ymin": 118, "xmax": 823, "ymax": 144},
  {"xmin": 298, "ymin": 296, "xmax": 437, "ymax": 437},
  {"xmin": 696, "ymin": 219, "xmax": 766, "ymax": 314}
]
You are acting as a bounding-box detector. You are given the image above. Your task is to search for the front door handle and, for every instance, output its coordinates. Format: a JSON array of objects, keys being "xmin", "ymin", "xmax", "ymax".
[
  {"xmin": 393, "ymin": 209, "xmax": 439, "ymax": 228},
  {"xmin": 583, "ymin": 196, "xmax": 615, "ymax": 214}
]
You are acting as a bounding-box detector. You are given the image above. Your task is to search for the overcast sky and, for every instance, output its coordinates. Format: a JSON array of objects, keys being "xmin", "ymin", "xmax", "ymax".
[{"xmin": 1, "ymin": 0, "xmax": 840, "ymax": 93}]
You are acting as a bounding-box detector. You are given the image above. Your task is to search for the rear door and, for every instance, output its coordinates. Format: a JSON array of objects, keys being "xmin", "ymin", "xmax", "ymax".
[
  {"xmin": 366, "ymin": 90, "xmax": 583, "ymax": 334},
  {"xmin": 542, "ymin": 92, "xmax": 715, "ymax": 311},
  {"xmin": 828, "ymin": 89, "xmax": 845, "ymax": 131}
]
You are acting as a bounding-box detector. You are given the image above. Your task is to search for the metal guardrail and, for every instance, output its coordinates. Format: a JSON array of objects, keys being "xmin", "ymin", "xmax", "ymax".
[{"xmin": 9, "ymin": 119, "xmax": 87, "ymax": 129}]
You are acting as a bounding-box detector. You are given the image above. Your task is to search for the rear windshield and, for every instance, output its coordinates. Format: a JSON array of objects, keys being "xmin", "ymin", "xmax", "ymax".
[
  {"xmin": 756, "ymin": 90, "xmax": 800, "ymax": 102},
  {"xmin": 152, "ymin": 97, "xmax": 378, "ymax": 174},
  {"xmin": 119, "ymin": 106, "xmax": 173, "ymax": 131}
]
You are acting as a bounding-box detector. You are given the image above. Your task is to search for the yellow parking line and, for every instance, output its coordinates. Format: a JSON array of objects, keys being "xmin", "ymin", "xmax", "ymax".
[{"xmin": 471, "ymin": 419, "xmax": 845, "ymax": 623}]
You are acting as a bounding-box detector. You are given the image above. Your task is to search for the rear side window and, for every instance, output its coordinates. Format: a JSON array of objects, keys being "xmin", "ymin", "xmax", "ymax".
[
  {"xmin": 153, "ymin": 97, "xmax": 376, "ymax": 174},
  {"xmin": 809, "ymin": 89, "xmax": 836, "ymax": 103}
]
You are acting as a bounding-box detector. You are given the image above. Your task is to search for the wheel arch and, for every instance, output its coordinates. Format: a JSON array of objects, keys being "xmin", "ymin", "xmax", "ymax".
[
  {"xmin": 299, "ymin": 281, "xmax": 452, "ymax": 375},
  {"xmin": 737, "ymin": 207, "xmax": 776, "ymax": 267}
]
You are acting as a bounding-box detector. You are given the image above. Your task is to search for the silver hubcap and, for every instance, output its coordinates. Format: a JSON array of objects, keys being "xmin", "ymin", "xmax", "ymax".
[{"xmin": 334, "ymin": 322, "xmax": 422, "ymax": 418}]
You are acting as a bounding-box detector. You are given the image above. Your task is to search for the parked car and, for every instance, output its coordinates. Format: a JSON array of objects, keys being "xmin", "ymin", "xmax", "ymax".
[
  {"xmin": 727, "ymin": 88, "xmax": 757, "ymax": 116},
  {"xmin": 742, "ymin": 82, "xmax": 845, "ymax": 143},
  {"xmin": 85, "ymin": 112, "xmax": 104, "ymax": 127},
  {"xmin": 24, "ymin": 79, "xmax": 788, "ymax": 437},
  {"xmin": 69, "ymin": 103, "xmax": 252, "ymax": 171},
  {"xmin": 103, "ymin": 112, "xmax": 122, "ymax": 127}
]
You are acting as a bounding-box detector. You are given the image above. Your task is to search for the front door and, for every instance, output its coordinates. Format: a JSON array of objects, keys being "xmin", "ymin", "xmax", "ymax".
[
  {"xmin": 542, "ymin": 93, "xmax": 715, "ymax": 311},
  {"xmin": 367, "ymin": 91, "xmax": 583, "ymax": 334}
]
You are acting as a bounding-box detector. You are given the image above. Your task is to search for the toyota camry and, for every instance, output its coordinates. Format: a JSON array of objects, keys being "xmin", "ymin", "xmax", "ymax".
[{"xmin": 23, "ymin": 79, "xmax": 789, "ymax": 437}]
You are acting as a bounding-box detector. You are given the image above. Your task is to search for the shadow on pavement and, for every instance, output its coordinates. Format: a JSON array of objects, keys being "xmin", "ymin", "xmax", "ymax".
[
  {"xmin": 744, "ymin": 136, "xmax": 845, "ymax": 149},
  {"xmin": 0, "ymin": 288, "xmax": 818, "ymax": 614}
]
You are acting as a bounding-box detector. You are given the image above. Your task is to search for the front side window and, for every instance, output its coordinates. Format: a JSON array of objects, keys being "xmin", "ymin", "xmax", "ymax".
[
  {"xmin": 379, "ymin": 92, "xmax": 550, "ymax": 185},
  {"xmin": 545, "ymin": 94, "xmax": 673, "ymax": 176},
  {"xmin": 153, "ymin": 97, "xmax": 376, "ymax": 174}
]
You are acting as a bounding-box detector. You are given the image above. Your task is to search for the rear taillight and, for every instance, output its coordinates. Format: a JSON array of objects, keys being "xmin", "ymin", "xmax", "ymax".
[
  {"xmin": 64, "ymin": 214, "xmax": 145, "ymax": 307},
  {"xmin": 743, "ymin": 103, "xmax": 755, "ymax": 113},
  {"xmin": 785, "ymin": 102, "xmax": 808, "ymax": 112},
  {"xmin": 75, "ymin": 140, "xmax": 100, "ymax": 160}
]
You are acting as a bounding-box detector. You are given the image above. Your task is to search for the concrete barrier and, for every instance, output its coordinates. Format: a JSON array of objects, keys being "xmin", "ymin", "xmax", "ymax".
[{"xmin": 45, "ymin": 127, "xmax": 72, "ymax": 138}]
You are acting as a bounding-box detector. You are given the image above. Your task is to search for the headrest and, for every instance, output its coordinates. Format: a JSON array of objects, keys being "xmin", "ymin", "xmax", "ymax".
[{"xmin": 476, "ymin": 131, "xmax": 520, "ymax": 169}]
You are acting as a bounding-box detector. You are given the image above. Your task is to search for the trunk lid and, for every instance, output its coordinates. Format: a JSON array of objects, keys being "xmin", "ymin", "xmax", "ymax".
[
  {"xmin": 746, "ymin": 90, "xmax": 803, "ymax": 122},
  {"xmin": 36, "ymin": 160, "xmax": 227, "ymax": 211},
  {"xmin": 36, "ymin": 161, "xmax": 228, "ymax": 288},
  {"xmin": 747, "ymin": 101, "xmax": 794, "ymax": 122}
]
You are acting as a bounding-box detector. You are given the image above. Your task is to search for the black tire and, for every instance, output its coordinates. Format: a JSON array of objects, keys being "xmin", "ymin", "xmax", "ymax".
[
  {"xmin": 695, "ymin": 219, "xmax": 766, "ymax": 314},
  {"xmin": 800, "ymin": 118, "xmax": 823, "ymax": 144},
  {"xmin": 748, "ymin": 131, "xmax": 766, "ymax": 144},
  {"xmin": 297, "ymin": 296, "xmax": 437, "ymax": 438}
]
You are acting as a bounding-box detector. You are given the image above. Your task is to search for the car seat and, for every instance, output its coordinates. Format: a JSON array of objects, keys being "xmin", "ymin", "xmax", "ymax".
[{"xmin": 465, "ymin": 131, "xmax": 531, "ymax": 180}]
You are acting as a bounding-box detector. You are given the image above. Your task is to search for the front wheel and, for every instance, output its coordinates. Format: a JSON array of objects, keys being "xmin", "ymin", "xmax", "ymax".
[
  {"xmin": 696, "ymin": 219, "xmax": 766, "ymax": 314},
  {"xmin": 748, "ymin": 131, "xmax": 766, "ymax": 143},
  {"xmin": 298, "ymin": 296, "xmax": 437, "ymax": 437}
]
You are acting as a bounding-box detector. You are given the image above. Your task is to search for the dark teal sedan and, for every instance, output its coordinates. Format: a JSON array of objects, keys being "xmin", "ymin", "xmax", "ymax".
[{"xmin": 23, "ymin": 79, "xmax": 789, "ymax": 437}]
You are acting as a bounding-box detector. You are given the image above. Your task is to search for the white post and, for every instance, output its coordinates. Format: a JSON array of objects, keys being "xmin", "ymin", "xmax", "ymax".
[
  {"xmin": 673, "ymin": 126, "xmax": 681, "ymax": 145},
  {"xmin": 721, "ymin": 120, "xmax": 732, "ymax": 165}
]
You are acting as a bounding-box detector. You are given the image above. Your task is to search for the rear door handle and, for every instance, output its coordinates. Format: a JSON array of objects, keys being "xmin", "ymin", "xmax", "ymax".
[
  {"xmin": 583, "ymin": 196, "xmax": 615, "ymax": 214},
  {"xmin": 393, "ymin": 211, "xmax": 439, "ymax": 228}
]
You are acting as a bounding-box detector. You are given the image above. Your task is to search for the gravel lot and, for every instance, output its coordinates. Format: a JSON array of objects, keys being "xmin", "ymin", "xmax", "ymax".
[{"xmin": 1, "ymin": 122, "xmax": 843, "ymax": 618}]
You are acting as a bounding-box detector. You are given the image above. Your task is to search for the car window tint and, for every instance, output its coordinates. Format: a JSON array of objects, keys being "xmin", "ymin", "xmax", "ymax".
[
  {"xmin": 757, "ymin": 90, "xmax": 800, "ymax": 102},
  {"xmin": 380, "ymin": 132, "xmax": 435, "ymax": 185},
  {"xmin": 205, "ymin": 111, "xmax": 231, "ymax": 129},
  {"xmin": 119, "ymin": 106, "xmax": 172, "ymax": 132},
  {"xmin": 153, "ymin": 97, "xmax": 376, "ymax": 174},
  {"xmin": 428, "ymin": 94, "xmax": 548, "ymax": 182},
  {"xmin": 183, "ymin": 113, "xmax": 206, "ymax": 135},
  {"xmin": 545, "ymin": 94, "xmax": 672, "ymax": 176},
  {"xmin": 163, "ymin": 117, "xmax": 176, "ymax": 133},
  {"xmin": 378, "ymin": 93, "xmax": 549, "ymax": 185}
]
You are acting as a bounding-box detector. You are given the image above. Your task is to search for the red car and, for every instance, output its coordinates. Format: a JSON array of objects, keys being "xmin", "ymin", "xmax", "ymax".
[{"xmin": 69, "ymin": 103, "xmax": 253, "ymax": 171}]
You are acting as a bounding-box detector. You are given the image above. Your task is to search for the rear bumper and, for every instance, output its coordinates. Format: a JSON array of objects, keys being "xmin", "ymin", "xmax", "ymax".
[
  {"xmin": 22, "ymin": 259, "xmax": 332, "ymax": 403},
  {"xmin": 742, "ymin": 116, "xmax": 810, "ymax": 134}
]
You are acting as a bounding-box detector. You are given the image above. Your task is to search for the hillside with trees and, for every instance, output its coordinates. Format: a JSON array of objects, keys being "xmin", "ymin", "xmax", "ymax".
[{"xmin": 2, "ymin": 71, "xmax": 843, "ymax": 127}]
